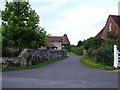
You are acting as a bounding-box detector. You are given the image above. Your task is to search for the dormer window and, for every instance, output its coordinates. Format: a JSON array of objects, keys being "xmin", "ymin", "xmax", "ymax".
[{"xmin": 109, "ymin": 21, "xmax": 112, "ymax": 32}]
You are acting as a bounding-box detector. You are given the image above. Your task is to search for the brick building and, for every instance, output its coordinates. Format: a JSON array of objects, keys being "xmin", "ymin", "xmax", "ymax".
[{"xmin": 97, "ymin": 15, "xmax": 120, "ymax": 42}]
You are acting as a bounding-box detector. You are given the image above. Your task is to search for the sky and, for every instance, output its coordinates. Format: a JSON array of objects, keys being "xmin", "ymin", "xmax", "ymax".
[{"xmin": 0, "ymin": 0, "xmax": 119, "ymax": 45}]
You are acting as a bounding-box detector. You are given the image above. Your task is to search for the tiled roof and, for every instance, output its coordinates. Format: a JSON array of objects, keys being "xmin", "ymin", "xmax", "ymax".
[
  {"xmin": 46, "ymin": 41, "xmax": 57, "ymax": 48},
  {"xmin": 48, "ymin": 36, "xmax": 63, "ymax": 42},
  {"xmin": 111, "ymin": 15, "xmax": 120, "ymax": 28},
  {"xmin": 46, "ymin": 34, "xmax": 70, "ymax": 48},
  {"xmin": 62, "ymin": 34, "xmax": 70, "ymax": 44}
]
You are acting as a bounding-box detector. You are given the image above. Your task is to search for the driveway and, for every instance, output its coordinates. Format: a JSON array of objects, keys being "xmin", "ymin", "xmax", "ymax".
[{"xmin": 2, "ymin": 55, "xmax": 118, "ymax": 88}]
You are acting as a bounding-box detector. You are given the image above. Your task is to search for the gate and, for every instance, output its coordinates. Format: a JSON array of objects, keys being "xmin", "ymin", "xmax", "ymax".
[{"xmin": 114, "ymin": 45, "xmax": 120, "ymax": 68}]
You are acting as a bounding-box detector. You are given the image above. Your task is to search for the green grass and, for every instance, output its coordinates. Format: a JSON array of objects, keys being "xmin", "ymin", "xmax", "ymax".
[
  {"xmin": 2, "ymin": 56, "xmax": 68, "ymax": 72},
  {"xmin": 80, "ymin": 56, "xmax": 118, "ymax": 70},
  {"xmin": 68, "ymin": 52, "xmax": 79, "ymax": 56}
]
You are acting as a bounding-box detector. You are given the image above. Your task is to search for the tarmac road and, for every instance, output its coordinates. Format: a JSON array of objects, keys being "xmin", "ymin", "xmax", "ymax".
[{"xmin": 2, "ymin": 55, "xmax": 119, "ymax": 88}]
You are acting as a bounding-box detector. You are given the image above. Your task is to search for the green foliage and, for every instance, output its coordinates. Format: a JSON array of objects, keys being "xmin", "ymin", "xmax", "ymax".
[
  {"xmin": 83, "ymin": 35, "xmax": 118, "ymax": 66},
  {"xmin": 96, "ymin": 39, "xmax": 118, "ymax": 66},
  {"xmin": 68, "ymin": 52, "xmax": 78, "ymax": 56},
  {"xmin": 63, "ymin": 44, "xmax": 71, "ymax": 52},
  {"xmin": 83, "ymin": 36, "xmax": 104, "ymax": 50},
  {"xmin": 1, "ymin": 1, "xmax": 47, "ymax": 49},
  {"xmin": 78, "ymin": 46, "xmax": 84, "ymax": 55},
  {"xmin": 77, "ymin": 40, "xmax": 83, "ymax": 47},
  {"xmin": 108, "ymin": 31, "xmax": 117, "ymax": 39},
  {"xmin": 80, "ymin": 56, "xmax": 116, "ymax": 70},
  {"xmin": 70, "ymin": 46, "xmax": 84, "ymax": 55}
]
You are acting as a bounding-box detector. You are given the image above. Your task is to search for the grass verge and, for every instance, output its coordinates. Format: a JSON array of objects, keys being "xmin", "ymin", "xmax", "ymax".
[
  {"xmin": 2, "ymin": 56, "xmax": 68, "ymax": 72},
  {"xmin": 68, "ymin": 52, "xmax": 79, "ymax": 56},
  {"xmin": 80, "ymin": 56, "xmax": 118, "ymax": 70}
]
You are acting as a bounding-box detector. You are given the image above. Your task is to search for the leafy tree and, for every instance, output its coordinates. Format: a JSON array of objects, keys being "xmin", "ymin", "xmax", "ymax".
[
  {"xmin": 77, "ymin": 40, "xmax": 83, "ymax": 47},
  {"xmin": 83, "ymin": 36, "xmax": 104, "ymax": 50},
  {"xmin": 1, "ymin": 0, "xmax": 47, "ymax": 50}
]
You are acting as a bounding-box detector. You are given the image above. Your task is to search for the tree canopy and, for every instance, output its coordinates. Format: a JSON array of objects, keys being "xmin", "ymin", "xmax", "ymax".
[
  {"xmin": 83, "ymin": 36, "xmax": 104, "ymax": 50},
  {"xmin": 2, "ymin": 0, "xmax": 48, "ymax": 49},
  {"xmin": 77, "ymin": 40, "xmax": 83, "ymax": 47}
]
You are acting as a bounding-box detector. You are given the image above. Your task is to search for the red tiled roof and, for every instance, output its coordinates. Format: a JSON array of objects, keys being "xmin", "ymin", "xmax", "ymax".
[
  {"xmin": 62, "ymin": 34, "xmax": 70, "ymax": 44},
  {"xmin": 46, "ymin": 34, "xmax": 70, "ymax": 48},
  {"xmin": 48, "ymin": 36, "xmax": 63, "ymax": 42}
]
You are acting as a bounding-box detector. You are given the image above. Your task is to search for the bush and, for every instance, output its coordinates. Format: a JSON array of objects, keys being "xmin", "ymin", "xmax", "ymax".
[
  {"xmin": 70, "ymin": 46, "xmax": 84, "ymax": 55},
  {"xmin": 84, "ymin": 38, "xmax": 118, "ymax": 66},
  {"xmin": 96, "ymin": 39, "xmax": 118, "ymax": 66},
  {"xmin": 87, "ymin": 48, "xmax": 98, "ymax": 57},
  {"xmin": 78, "ymin": 46, "xmax": 84, "ymax": 55},
  {"xmin": 83, "ymin": 36, "xmax": 104, "ymax": 50},
  {"xmin": 96, "ymin": 46, "xmax": 113, "ymax": 66},
  {"xmin": 63, "ymin": 44, "xmax": 71, "ymax": 52}
]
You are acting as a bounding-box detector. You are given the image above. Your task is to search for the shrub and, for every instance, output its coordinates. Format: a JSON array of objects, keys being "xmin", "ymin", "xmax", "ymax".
[
  {"xmin": 70, "ymin": 46, "xmax": 84, "ymax": 55},
  {"xmin": 96, "ymin": 46, "xmax": 113, "ymax": 66},
  {"xmin": 83, "ymin": 36, "xmax": 104, "ymax": 50},
  {"xmin": 84, "ymin": 38, "xmax": 118, "ymax": 66},
  {"xmin": 78, "ymin": 46, "xmax": 84, "ymax": 55},
  {"xmin": 63, "ymin": 44, "xmax": 71, "ymax": 52},
  {"xmin": 87, "ymin": 48, "xmax": 98, "ymax": 57},
  {"xmin": 96, "ymin": 39, "xmax": 118, "ymax": 66}
]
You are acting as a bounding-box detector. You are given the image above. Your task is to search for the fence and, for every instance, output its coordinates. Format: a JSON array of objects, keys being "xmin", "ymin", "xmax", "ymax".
[{"xmin": 114, "ymin": 45, "xmax": 120, "ymax": 68}]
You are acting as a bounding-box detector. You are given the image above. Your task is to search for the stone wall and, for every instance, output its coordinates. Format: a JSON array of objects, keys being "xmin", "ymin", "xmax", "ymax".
[{"xmin": 2, "ymin": 49, "xmax": 67, "ymax": 68}]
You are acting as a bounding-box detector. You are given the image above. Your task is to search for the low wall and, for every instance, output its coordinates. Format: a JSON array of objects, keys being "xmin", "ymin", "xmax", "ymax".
[{"xmin": 2, "ymin": 49, "xmax": 67, "ymax": 68}]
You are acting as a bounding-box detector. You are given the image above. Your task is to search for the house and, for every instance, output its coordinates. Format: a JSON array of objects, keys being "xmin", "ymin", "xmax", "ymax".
[
  {"xmin": 97, "ymin": 15, "xmax": 120, "ymax": 42},
  {"xmin": 46, "ymin": 34, "xmax": 70, "ymax": 50}
]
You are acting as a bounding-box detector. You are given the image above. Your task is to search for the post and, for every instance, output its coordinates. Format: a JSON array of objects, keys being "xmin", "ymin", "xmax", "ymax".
[{"xmin": 114, "ymin": 45, "xmax": 118, "ymax": 68}]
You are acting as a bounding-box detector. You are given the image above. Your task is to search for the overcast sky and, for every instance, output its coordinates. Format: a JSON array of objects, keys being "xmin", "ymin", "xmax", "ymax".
[{"xmin": 0, "ymin": 0, "xmax": 119, "ymax": 45}]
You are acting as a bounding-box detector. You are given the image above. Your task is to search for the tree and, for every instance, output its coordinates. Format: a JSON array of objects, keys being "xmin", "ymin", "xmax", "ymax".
[
  {"xmin": 77, "ymin": 40, "xmax": 83, "ymax": 47},
  {"xmin": 1, "ymin": 0, "xmax": 48, "ymax": 49},
  {"xmin": 83, "ymin": 36, "xmax": 104, "ymax": 50}
]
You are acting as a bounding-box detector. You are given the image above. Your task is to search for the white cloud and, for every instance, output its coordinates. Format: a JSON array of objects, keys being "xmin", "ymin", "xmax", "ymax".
[
  {"xmin": 30, "ymin": 0, "xmax": 52, "ymax": 3},
  {"xmin": 43, "ymin": 2, "xmax": 118, "ymax": 45},
  {"xmin": 1, "ymin": 0, "xmax": 118, "ymax": 45}
]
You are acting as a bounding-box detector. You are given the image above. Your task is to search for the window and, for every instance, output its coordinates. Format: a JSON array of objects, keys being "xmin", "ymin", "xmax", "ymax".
[{"xmin": 109, "ymin": 22, "xmax": 112, "ymax": 32}]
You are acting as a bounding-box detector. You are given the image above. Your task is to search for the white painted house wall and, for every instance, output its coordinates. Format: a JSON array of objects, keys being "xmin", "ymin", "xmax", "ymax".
[{"xmin": 52, "ymin": 42, "xmax": 62, "ymax": 50}]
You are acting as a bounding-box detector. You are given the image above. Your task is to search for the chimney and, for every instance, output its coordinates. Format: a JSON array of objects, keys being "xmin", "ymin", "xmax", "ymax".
[{"xmin": 118, "ymin": 1, "xmax": 120, "ymax": 15}]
